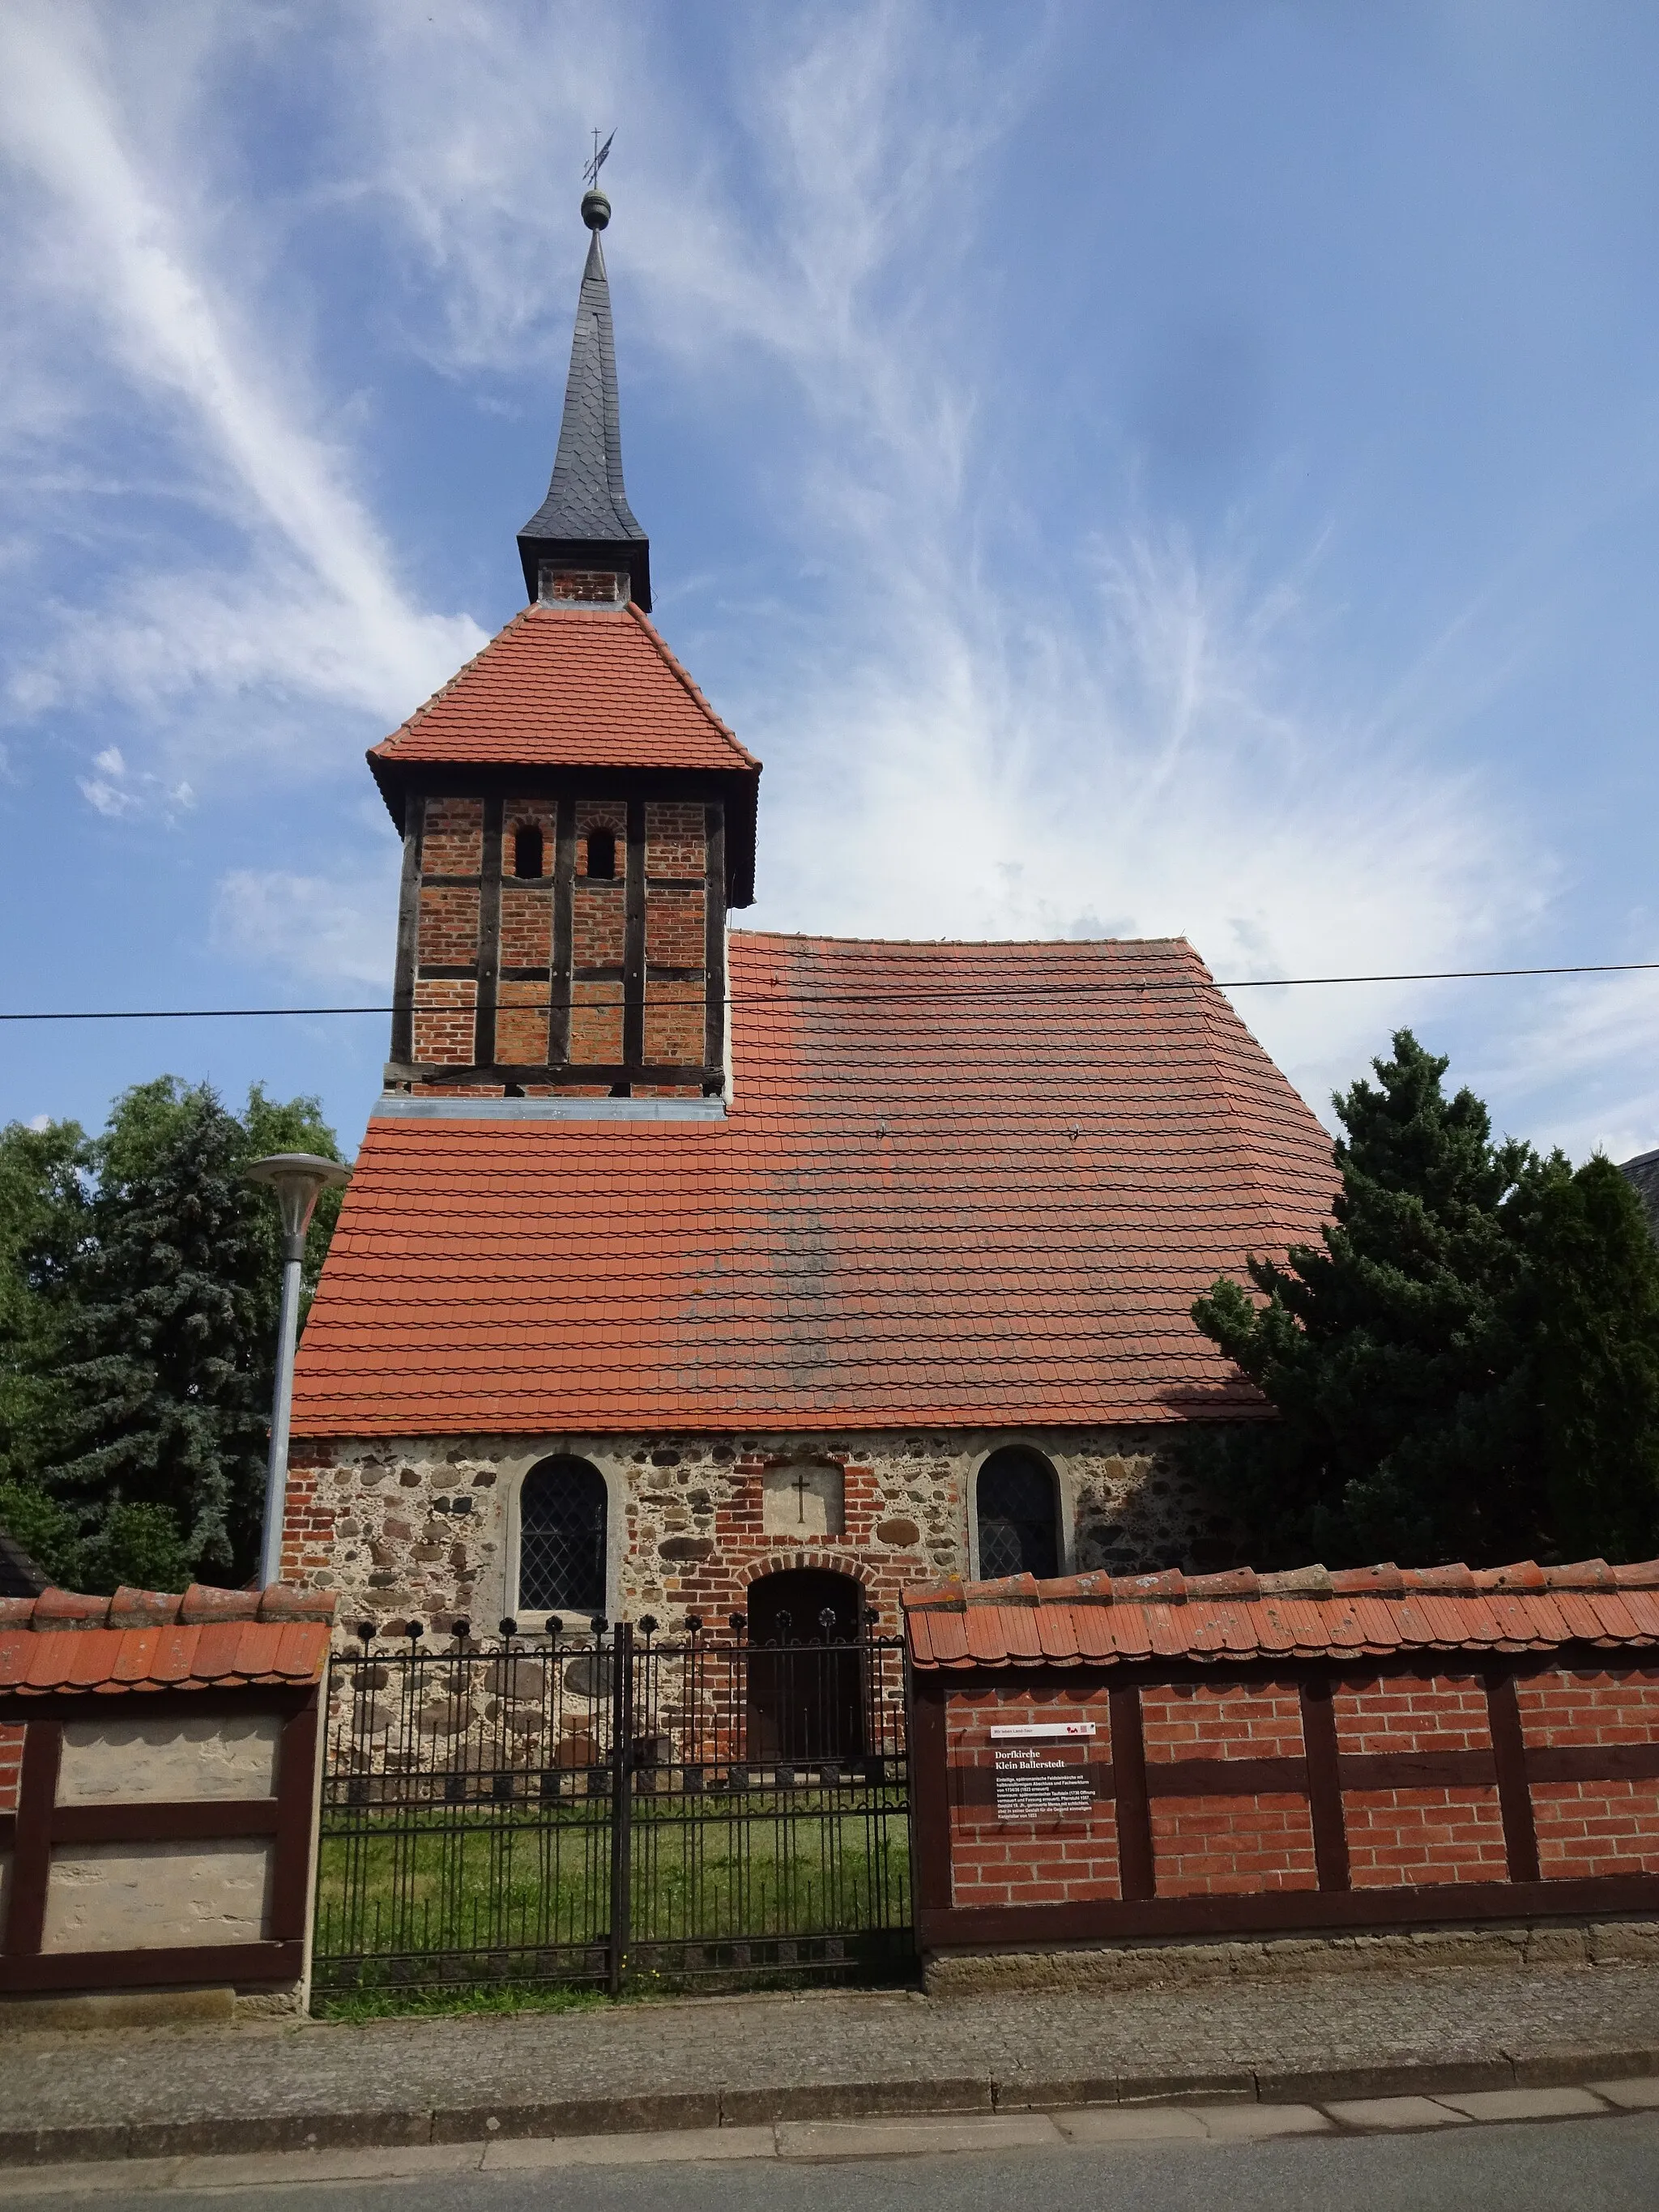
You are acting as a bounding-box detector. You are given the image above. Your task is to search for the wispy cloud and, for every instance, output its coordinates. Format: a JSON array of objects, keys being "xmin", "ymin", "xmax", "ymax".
[
  {"xmin": 0, "ymin": 2, "xmax": 484, "ymax": 784},
  {"xmin": 346, "ymin": 0, "xmax": 1544, "ymax": 1123},
  {"xmin": 211, "ymin": 863, "xmax": 397, "ymax": 989},
  {"xmin": 3, "ymin": 1, "xmax": 1640, "ymax": 1161}
]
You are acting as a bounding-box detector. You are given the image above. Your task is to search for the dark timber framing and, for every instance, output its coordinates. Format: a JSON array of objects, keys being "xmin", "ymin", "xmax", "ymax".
[
  {"xmin": 0, "ymin": 1686, "xmax": 322, "ymax": 1994},
  {"xmin": 913, "ymin": 1647, "xmax": 1659, "ymax": 1955},
  {"xmin": 383, "ymin": 769, "xmax": 742, "ymax": 1096},
  {"xmin": 389, "ymin": 806, "xmax": 423, "ymax": 1070},
  {"xmin": 472, "ymin": 795, "xmax": 505, "ymax": 1070},
  {"xmin": 550, "ymin": 794, "xmax": 577, "ymax": 1065},
  {"xmin": 622, "ymin": 796, "xmax": 646, "ymax": 1073},
  {"xmin": 704, "ymin": 802, "xmax": 727, "ymax": 1079}
]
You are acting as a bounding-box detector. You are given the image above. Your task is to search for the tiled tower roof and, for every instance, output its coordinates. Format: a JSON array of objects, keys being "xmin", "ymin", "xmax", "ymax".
[{"xmin": 369, "ymin": 603, "xmax": 757, "ymax": 777}]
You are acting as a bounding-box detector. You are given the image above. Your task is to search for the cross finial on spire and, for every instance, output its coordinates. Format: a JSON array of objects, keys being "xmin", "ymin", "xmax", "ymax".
[{"xmin": 584, "ymin": 128, "xmax": 613, "ymax": 192}]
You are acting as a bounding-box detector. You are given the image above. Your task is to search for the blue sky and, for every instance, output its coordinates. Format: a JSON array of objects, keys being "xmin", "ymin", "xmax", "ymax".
[{"xmin": 2, "ymin": 1, "xmax": 1657, "ymax": 1162}]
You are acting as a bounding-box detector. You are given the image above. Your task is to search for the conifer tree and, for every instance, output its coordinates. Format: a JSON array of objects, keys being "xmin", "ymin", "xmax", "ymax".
[
  {"xmin": 49, "ymin": 1088, "xmax": 271, "ymax": 1579},
  {"xmin": 0, "ymin": 1077, "xmax": 343, "ymax": 1591},
  {"xmin": 1192, "ymin": 1031, "xmax": 1659, "ymax": 1566}
]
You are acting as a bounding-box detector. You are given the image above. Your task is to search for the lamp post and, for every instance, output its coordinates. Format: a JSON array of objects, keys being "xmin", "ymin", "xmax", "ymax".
[{"xmin": 247, "ymin": 1153, "xmax": 351, "ymax": 1587}]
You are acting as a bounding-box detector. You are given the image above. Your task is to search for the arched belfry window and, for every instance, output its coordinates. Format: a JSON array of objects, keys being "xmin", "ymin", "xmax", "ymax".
[
  {"xmin": 585, "ymin": 827, "xmax": 616, "ymax": 880},
  {"xmin": 513, "ymin": 823, "xmax": 544, "ymax": 880},
  {"xmin": 975, "ymin": 1447, "xmax": 1060, "ymax": 1580},
  {"xmin": 518, "ymin": 1456, "xmax": 608, "ymax": 1614}
]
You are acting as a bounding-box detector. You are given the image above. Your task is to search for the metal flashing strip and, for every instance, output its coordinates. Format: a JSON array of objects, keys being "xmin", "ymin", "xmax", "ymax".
[{"xmin": 373, "ymin": 1093, "xmax": 725, "ymax": 1123}]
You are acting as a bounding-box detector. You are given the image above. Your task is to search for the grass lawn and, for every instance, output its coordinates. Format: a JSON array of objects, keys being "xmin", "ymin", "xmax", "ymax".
[{"xmin": 312, "ymin": 1786, "xmax": 913, "ymax": 2009}]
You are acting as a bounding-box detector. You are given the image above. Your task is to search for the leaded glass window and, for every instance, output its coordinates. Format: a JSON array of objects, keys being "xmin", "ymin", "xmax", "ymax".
[
  {"xmin": 975, "ymin": 1447, "xmax": 1060, "ymax": 1579},
  {"xmin": 518, "ymin": 1456, "xmax": 608, "ymax": 1613}
]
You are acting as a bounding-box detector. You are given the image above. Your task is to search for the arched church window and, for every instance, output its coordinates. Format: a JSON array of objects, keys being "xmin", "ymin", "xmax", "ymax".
[
  {"xmin": 518, "ymin": 1456, "xmax": 608, "ymax": 1614},
  {"xmin": 513, "ymin": 823, "xmax": 544, "ymax": 879},
  {"xmin": 585, "ymin": 827, "xmax": 616, "ymax": 880},
  {"xmin": 975, "ymin": 1447, "xmax": 1060, "ymax": 1580}
]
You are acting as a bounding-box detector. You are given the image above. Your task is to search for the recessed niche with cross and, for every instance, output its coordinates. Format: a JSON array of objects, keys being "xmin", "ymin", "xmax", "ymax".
[{"xmin": 761, "ymin": 1462, "xmax": 845, "ymax": 1539}]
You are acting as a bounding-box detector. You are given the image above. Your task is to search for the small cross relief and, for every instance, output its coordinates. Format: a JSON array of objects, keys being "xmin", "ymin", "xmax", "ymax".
[{"xmin": 761, "ymin": 1463, "xmax": 844, "ymax": 1539}]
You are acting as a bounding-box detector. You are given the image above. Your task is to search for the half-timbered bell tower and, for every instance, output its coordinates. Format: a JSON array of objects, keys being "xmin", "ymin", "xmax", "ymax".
[{"xmin": 369, "ymin": 186, "xmax": 760, "ymax": 1101}]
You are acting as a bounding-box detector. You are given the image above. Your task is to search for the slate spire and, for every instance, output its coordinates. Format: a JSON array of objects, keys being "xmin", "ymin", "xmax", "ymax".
[{"xmin": 517, "ymin": 188, "xmax": 651, "ymax": 611}]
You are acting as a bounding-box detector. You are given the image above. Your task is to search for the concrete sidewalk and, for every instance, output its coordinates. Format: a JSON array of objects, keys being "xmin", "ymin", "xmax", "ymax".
[
  {"xmin": 7, "ymin": 2080, "xmax": 1659, "ymax": 2200},
  {"xmin": 4, "ymin": 1966, "xmax": 1659, "ymax": 2166}
]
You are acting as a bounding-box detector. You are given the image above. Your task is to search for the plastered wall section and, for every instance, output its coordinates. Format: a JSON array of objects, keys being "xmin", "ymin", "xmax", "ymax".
[
  {"xmin": 39, "ymin": 1716, "xmax": 283, "ymax": 1953},
  {"xmin": 42, "ymin": 1840, "xmax": 273, "ymax": 1954},
  {"xmin": 57, "ymin": 1715, "xmax": 280, "ymax": 1803},
  {"xmin": 285, "ymin": 1426, "xmax": 1225, "ymax": 1639}
]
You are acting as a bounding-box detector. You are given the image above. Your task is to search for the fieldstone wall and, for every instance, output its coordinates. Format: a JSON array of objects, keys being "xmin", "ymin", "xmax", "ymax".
[{"xmin": 288, "ymin": 1426, "xmax": 1241, "ymax": 1639}]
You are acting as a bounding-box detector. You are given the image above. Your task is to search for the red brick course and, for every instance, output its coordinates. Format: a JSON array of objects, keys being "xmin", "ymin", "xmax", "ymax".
[
  {"xmin": 1152, "ymin": 1795, "xmax": 1318, "ymax": 1895},
  {"xmin": 1520, "ymin": 1667, "xmax": 1659, "ymax": 1877},
  {"xmin": 499, "ymin": 883, "xmax": 553, "ymax": 969},
  {"xmin": 945, "ymin": 1688, "xmax": 1120, "ymax": 1909},
  {"xmin": 412, "ymin": 977, "xmax": 478, "ymax": 1066},
  {"xmin": 644, "ymin": 978, "xmax": 706, "ymax": 1065},
  {"xmin": 420, "ymin": 796, "xmax": 483, "ymax": 874},
  {"xmin": 496, "ymin": 978, "xmax": 551, "ymax": 1064},
  {"xmin": 641, "ymin": 1457, "xmax": 923, "ymax": 1636},
  {"xmin": 924, "ymin": 1648, "xmax": 1659, "ymax": 1915},
  {"xmin": 646, "ymin": 802, "xmax": 706, "ymax": 879},
  {"xmin": 0, "ymin": 1719, "xmax": 22, "ymax": 1815},
  {"xmin": 645, "ymin": 886, "xmax": 706, "ymax": 967},
  {"xmin": 569, "ymin": 979, "xmax": 625, "ymax": 1064}
]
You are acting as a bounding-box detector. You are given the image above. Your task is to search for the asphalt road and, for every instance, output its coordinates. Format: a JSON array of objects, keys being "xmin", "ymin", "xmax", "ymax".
[{"xmin": 8, "ymin": 2114, "xmax": 1659, "ymax": 2212}]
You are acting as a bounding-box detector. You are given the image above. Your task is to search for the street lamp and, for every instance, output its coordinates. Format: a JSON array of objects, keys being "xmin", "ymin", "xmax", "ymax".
[{"xmin": 247, "ymin": 1153, "xmax": 351, "ymax": 1586}]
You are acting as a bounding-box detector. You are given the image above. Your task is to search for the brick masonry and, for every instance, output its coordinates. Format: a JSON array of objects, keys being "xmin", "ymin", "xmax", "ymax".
[
  {"xmin": 932, "ymin": 1660, "xmax": 1659, "ymax": 1917},
  {"xmin": 397, "ymin": 788, "xmax": 724, "ymax": 1088},
  {"xmin": 1520, "ymin": 1668, "xmax": 1659, "ymax": 1880},
  {"xmin": 1335, "ymin": 1672, "xmax": 1509, "ymax": 1889},
  {"xmin": 283, "ymin": 1426, "xmax": 1222, "ymax": 1640},
  {"xmin": 0, "ymin": 1718, "xmax": 21, "ymax": 1816}
]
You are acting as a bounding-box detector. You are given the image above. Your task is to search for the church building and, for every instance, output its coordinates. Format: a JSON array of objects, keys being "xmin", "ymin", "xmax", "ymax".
[{"xmin": 284, "ymin": 188, "xmax": 1336, "ymax": 1642}]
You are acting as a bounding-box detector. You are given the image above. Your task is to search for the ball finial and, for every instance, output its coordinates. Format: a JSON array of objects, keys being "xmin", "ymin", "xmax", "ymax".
[{"xmin": 581, "ymin": 190, "xmax": 611, "ymax": 232}]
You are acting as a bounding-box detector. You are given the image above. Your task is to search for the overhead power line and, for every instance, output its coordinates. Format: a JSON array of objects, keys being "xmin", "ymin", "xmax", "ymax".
[{"xmin": 2, "ymin": 958, "xmax": 1659, "ymax": 1023}]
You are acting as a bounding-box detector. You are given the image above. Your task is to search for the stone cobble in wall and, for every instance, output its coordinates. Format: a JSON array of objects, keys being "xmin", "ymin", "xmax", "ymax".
[{"xmin": 287, "ymin": 1426, "xmax": 1233, "ymax": 1643}]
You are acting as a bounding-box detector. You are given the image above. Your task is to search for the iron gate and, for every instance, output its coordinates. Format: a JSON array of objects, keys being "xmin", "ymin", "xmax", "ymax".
[{"xmin": 311, "ymin": 1617, "xmax": 914, "ymax": 1999}]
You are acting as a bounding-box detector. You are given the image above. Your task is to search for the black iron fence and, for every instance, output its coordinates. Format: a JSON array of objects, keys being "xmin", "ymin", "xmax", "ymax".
[{"xmin": 312, "ymin": 1617, "xmax": 913, "ymax": 2000}]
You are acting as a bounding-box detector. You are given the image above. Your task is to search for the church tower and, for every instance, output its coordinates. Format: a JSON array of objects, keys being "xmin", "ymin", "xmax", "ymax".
[{"xmin": 370, "ymin": 186, "xmax": 760, "ymax": 1102}]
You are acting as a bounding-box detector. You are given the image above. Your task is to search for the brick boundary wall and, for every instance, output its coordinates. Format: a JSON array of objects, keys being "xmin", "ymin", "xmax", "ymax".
[
  {"xmin": 0, "ymin": 1587, "xmax": 331, "ymax": 2011},
  {"xmin": 912, "ymin": 1652, "xmax": 1659, "ymax": 1954}
]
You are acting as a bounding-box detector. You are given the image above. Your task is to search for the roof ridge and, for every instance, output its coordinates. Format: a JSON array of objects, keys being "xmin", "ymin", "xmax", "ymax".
[
  {"xmin": 904, "ymin": 1554, "xmax": 1659, "ymax": 1613},
  {"xmin": 623, "ymin": 604, "xmax": 759, "ymax": 769},
  {"xmin": 0, "ymin": 1583, "xmax": 338, "ymax": 1630},
  {"xmin": 731, "ymin": 929, "xmax": 1201, "ymax": 953}
]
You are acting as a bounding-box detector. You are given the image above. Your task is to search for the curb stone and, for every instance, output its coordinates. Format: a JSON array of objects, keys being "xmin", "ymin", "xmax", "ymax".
[{"xmin": 1, "ymin": 2044, "xmax": 1656, "ymax": 2167}]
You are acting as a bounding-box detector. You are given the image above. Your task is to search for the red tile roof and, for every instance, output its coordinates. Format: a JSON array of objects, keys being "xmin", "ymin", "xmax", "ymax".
[
  {"xmin": 369, "ymin": 602, "xmax": 759, "ymax": 774},
  {"xmin": 904, "ymin": 1558, "xmax": 1659, "ymax": 1668},
  {"xmin": 0, "ymin": 1584, "xmax": 334, "ymax": 1695},
  {"xmin": 292, "ymin": 933, "xmax": 1337, "ymax": 1435}
]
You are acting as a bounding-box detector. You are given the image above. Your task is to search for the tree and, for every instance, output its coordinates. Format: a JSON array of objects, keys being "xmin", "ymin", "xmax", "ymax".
[
  {"xmin": 1192, "ymin": 1031, "xmax": 1659, "ymax": 1568},
  {"xmin": 1512, "ymin": 1154, "xmax": 1659, "ymax": 1564},
  {"xmin": 0, "ymin": 1119, "xmax": 89, "ymax": 1492},
  {"xmin": 0, "ymin": 1078, "xmax": 343, "ymax": 1592}
]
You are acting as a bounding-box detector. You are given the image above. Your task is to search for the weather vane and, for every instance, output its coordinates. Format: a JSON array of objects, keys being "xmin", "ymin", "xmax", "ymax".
[{"xmin": 584, "ymin": 129, "xmax": 614, "ymax": 191}]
